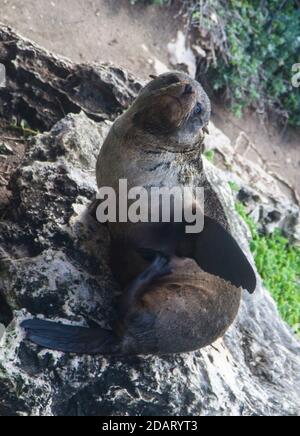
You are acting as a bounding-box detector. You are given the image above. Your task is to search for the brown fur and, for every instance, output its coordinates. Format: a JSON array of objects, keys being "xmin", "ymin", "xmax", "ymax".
[
  {"xmin": 117, "ymin": 258, "xmax": 241, "ymax": 355},
  {"xmin": 22, "ymin": 73, "xmax": 255, "ymax": 356}
]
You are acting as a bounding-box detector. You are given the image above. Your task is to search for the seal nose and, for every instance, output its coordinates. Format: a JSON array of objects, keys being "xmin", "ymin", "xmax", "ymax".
[{"xmin": 183, "ymin": 84, "xmax": 194, "ymax": 95}]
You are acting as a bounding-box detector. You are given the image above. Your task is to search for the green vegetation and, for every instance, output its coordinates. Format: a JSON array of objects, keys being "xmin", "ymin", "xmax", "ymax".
[
  {"xmin": 194, "ymin": 0, "xmax": 300, "ymax": 126},
  {"xmin": 236, "ymin": 201, "xmax": 300, "ymax": 337},
  {"xmin": 203, "ymin": 149, "xmax": 215, "ymax": 162},
  {"xmin": 10, "ymin": 118, "xmax": 39, "ymax": 138},
  {"xmin": 228, "ymin": 181, "xmax": 240, "ymax": 192}
]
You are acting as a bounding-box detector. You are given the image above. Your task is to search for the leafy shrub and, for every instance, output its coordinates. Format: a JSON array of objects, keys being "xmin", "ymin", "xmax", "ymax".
[
  {"xmin": 236, "ymin": 201, "xmax": 300, "ymax": 337},
  {"xmin": 192, "ymin": 0, "xmax": 300, "ymax": 126}
]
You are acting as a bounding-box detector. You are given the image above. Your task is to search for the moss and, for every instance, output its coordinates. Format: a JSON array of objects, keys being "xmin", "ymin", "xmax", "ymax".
[{"xmin": 203, "ymin": 149, "xmax": 215, "ymax": 162}]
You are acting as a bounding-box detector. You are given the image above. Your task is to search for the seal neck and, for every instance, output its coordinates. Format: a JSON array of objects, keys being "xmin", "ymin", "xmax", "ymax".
[{"xmin": 114, "ymin": 111, "xmax": 206, "ymax": 155}]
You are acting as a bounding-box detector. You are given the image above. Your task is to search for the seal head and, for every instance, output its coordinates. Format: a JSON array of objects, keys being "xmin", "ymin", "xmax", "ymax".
[{"xmin": 128, "ymin": 71, "xmax": 211, "ymax": 152}]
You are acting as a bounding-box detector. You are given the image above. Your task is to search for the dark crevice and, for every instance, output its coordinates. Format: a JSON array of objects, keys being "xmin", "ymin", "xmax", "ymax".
[{"xmin": 0, "ymin": 293, "xmax": 13, "ymax": 327}]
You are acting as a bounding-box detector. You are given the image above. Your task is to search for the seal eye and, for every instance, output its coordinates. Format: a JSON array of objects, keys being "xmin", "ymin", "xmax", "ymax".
[{"xmin": 194, "ymin": 103, "xmax": 203, "ymax": 115}]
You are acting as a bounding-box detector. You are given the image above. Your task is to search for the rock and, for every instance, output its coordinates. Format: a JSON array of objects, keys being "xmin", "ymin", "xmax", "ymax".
[
  {"xmin": 141, "ymin": 44, "xmax": 169, "ymax": 76},
  {"xmin": 0, "ymin": 111, "xmax": 299, "ymax": 416},
  {"xmin": 0, "ymin": 26, "xmax": 299, "ymax": 416},
  {"xmin": 0, "ymin": 26, "xmax": 143, "ymax": 131},
  {"xmin": 204, "ymin": 123, "xmax": 300, "ymax": 242},
  {"xmin": 0, "ymin": 323, "xmax": 4, "ymax": 340},
  {"xmin": 168, "ymin": 31, "xmax": 197, "ymax": 79},
  {"xmin": 192, "ymin": 45, "xmax": 207, "ymax": 59},
  {"xmin": 0, "ymin": 143, "xmax": 13, "ymax": 156}
]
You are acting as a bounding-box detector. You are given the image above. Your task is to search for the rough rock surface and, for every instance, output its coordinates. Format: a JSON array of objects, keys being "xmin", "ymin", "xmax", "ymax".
[
  {"xmin": 205, "ymin": 124, "xmax": 300, "ymax": 242},
  {"xmin": 0, "ymin": 26, "xmax": 142, "ymax": 130},
  {"xmin": 0, "ymin": 26, "xmax": 300, "ymax": 416}
]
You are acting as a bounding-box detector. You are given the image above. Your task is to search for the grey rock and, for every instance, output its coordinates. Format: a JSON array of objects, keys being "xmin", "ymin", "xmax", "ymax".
[
  {"xmin": 0, "ymin": 112, "xmax": 299, "ymax": 416},
  {"xmin": 204, "ymin": 123, "xmax": 300, "ymax": 242},
  {"xmin": 0, "ymin": 142, "xmax": 14, "ymax": 156},
  {"xmin": 0, "ymin": 25, "xmax": 143, "ymax": 131}
]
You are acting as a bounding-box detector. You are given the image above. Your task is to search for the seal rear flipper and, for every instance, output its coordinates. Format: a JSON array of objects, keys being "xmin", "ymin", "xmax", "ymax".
[
  {"xmin": 21, "ymin": 319, "xmax": 121, "ymax": 355},
  {"xmin": 192, "ymin": 216, "xmax": 257, "ymax": 294}
]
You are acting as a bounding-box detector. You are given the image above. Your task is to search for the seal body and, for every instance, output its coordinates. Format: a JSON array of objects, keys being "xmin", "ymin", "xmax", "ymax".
[
  {"xmin": 22, "ymin": 72, "xmax": 256, "ymax": 356},
  {"xmin": 22, "ymin": 257, "xmax": 242, "ymax": 356},
  {"xmin": 96, "ymin": 72, "xmax": 211, "ymax": 247},
  {"xmin": 118, "ymin": 258, "xmax": 242, "ymax": 355}
]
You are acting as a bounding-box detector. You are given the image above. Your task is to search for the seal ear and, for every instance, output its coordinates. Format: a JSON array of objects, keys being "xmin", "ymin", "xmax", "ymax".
[
  {"xmin": 133, "ymin": 95, "xmax": 183, "ymax": 134},
  {"xmin": 193, "ymin": 216, "xmax": 257, "ymax": 294}
]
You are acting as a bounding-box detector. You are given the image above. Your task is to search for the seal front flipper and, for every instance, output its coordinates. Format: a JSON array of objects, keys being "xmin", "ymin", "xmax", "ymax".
[
  {"xmin": 191, "ymin": 216, "xmax": 257, "ymax": 294},
  {"xmin": 21, "ymin": 319, "xmax": 120, "ymax": 355},
  {"xmin": 119, "ymin": 253, "xmax": 172, "ymax": 317}
]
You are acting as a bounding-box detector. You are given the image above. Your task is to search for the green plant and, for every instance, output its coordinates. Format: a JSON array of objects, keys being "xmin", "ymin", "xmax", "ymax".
[
  {"xmin": 192, "ymin": 0, "xmax": 300, "ymax": 126},
  {"xmin": 228, "ymin": 181, "xmax": 240, "ymax": 192},
  {"xmin": 236, "ymin": 202, "xmax": 300, "ymax": 337},
  {"xmin": 10, "ymin": 118, "xmax": 39, "ymax": 138}
]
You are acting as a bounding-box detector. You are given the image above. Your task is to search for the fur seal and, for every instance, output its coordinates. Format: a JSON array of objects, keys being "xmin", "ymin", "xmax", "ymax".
[{"xmin": 22, "ymin": 72, "xmax": 256, "ymax": 355}]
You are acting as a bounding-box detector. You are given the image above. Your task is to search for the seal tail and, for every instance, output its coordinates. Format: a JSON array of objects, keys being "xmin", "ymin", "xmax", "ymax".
[{"xmin": 21, "ymin": 319, "xmax": 121, "ymax": 355}]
